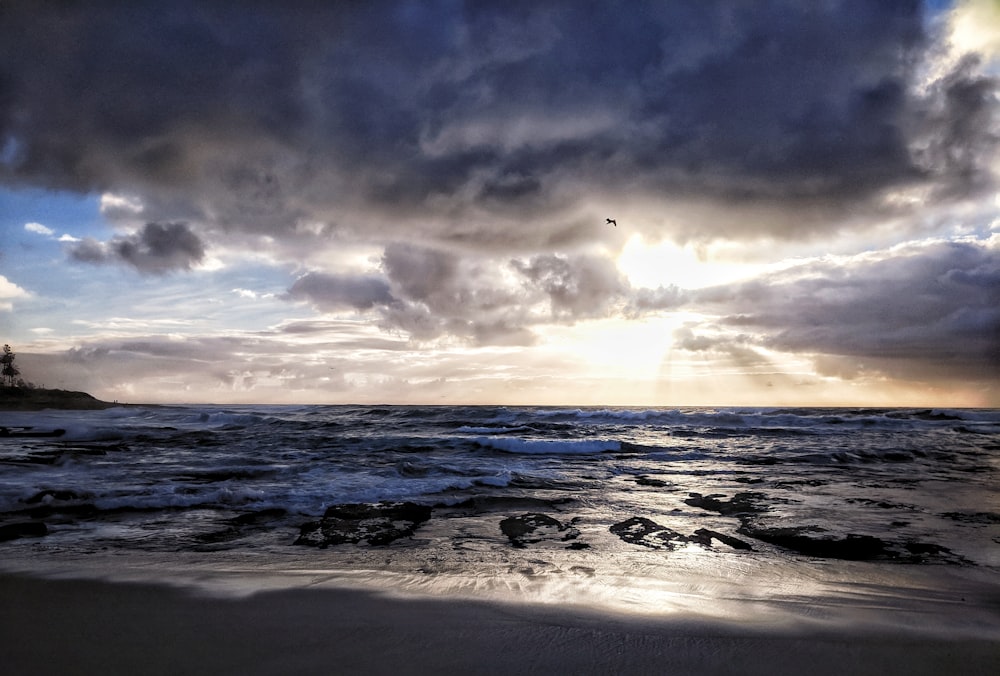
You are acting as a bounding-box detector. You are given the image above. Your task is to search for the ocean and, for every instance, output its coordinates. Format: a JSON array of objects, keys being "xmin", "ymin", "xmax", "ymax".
[{"xmin": 2, "ymin": 405, "xmax": 999, "ymax": 635}]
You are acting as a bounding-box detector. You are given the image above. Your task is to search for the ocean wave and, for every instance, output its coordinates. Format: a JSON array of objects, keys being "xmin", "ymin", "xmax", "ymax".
[
  {"xmin": 454, "ymin": 425, "xmax": 532, "ymax": 435},
  {"xmin": 473, "ymin": 436, "xmax": 620, "ymax": 455},
  {"xmin": 184, "ymin": 411, "xmax": 270, "ymax": 428}
]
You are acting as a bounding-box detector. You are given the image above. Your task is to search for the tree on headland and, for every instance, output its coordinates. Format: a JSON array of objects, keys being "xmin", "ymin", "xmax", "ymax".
[{"xmin": 2, "ymin": 344, "xmax": 21, "ymax": 387}]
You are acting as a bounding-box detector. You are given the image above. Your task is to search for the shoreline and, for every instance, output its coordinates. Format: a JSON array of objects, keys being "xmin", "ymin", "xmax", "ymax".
[
  {"xmin": 0, "ymin": 387, "xmax": 118, "ymax": 411},
  {"xmin": 2, "ymin": 572, "xmax": 998, "ymax": 676}
]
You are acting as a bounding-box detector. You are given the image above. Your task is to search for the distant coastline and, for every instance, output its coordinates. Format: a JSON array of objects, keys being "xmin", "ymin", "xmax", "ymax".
[{"xmin": 0, "ymin": 387, "xmax": 117, "ymax": 411}]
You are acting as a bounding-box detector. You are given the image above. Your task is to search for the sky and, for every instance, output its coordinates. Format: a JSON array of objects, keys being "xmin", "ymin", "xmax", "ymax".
[{"xmin": 1, "ymin": 0, "xmax": 998, "ymax": 407}]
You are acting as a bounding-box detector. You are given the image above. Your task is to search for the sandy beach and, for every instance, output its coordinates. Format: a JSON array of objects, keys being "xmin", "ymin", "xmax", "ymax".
[{"xmin": 1, "ymin": 573, "xmax": 997, "ymax": 676}]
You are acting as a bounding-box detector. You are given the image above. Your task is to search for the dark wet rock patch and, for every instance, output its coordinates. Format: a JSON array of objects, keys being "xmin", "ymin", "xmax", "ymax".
[
  {"xmin": 690, "ymin": 528, "xmax": 754, "ymax": 550},
  {"xmin": 684, "ymin": 491, "xmax": 771, "ymax": 516},
  {"xmin": 633, "ymin": 475, "xmax": 670, "ymax": 488},
  {"xmin": 295, "ymin": 501, "xmax": 431, "ymax": 548},
  {"xmin": 610, "ymin": 517, "xmax": 686, "ymax": 550},
  {"xmin": 737, "ymin": 524, "xmax": 889, "ymax": 560},
  {"xmin": 610, "ymin": 517, "xmax": 752, "ymax": 551},
  {"xmin": 499, "ymin": 513, "xmax": 582, "ymax": 549},
  {"xmin": 736, "ymin": 522, "xmax": 969, "ymax": 563}
]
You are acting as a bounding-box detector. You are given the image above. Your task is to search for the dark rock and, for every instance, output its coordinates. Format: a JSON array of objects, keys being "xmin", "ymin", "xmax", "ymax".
[
  {"xmin": 736, "ymin": 523, "xmax": 968, "ymax": 563},
  {"xmin": 634, "ymin": 476, "xmax": 669, "ymax": 488},
  {"xmin": 684, "ymin": 491, "xmax": 769, "ymax": 516},
  {"xmin": 689, "ymin": 528, "xmax": 753, "ymax": 550},
  {"xmin": 294, "ymin": 501, "xmax": 431, "ymax": 548},
  {"xmin": 609, "ymin": 517, "xmax": 753, "ymax": 551},
  {"xmin": 610, "ymin": 517, "xmax": 687, "ymax": 550},
  {"xmin": 499, "ymin": 513, "xmax": 581, "ymax": 549},
  {"xmin": 900, "ymin": 541, "xmax": 968, "ymax": 564},
  {"xmin": 0, "ymin": 521, "xmax": 48, "ymax": 542},
  {"xmin": 737, "ymin": 524, "xmax": 890, "ymax": 560}
]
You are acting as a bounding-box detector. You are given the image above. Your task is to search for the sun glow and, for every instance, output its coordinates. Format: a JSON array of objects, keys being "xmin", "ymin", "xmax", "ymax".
[{"xmin": 617, "ymin": 235, "xmax": 767, "ymax": 290}]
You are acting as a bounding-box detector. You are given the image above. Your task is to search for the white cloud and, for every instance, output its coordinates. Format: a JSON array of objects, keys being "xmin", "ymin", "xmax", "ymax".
[
  {"xmin": 99, "ymin": 192, "xmax": 144, "ymax": 215},
  {"xmin": 24, "ymin": 222, "xmax": 54, "ymax": 236},
  {"xmin": 233, "ymin": 288, "xmax": 276, "ymax": 300},
  {"xmin": 950, "ymin": 0, "xmax": 1000, "ymax": 61},
  {"xmin": 0, "ymin": 274, "xmax": 29, "ymax": 311},
  {"xmin": 25, "ymin": 221, "xmax": 81, "ymax": 242}
]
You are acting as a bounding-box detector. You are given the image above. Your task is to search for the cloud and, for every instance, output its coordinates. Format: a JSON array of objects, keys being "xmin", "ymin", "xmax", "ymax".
[
  {"xmin": 0, "ymin": 274, "xmax": 29, "ymax": 311},
  {"xmin": 282, "ymin": 244, "xmax": 641, "ymax": 345},
  {"xmin": 950, "ymin": 0, "xmax": 1000, "ymax": 60},
  {"xmin": 68, "ymin": 221, "xmax": 206, "ymax": 274},
  {"xmin": 286, "ymin": 272, "xmax": 394, "ymax": 311},
  {"xmin": 24, "ymin": 220, "xmax": 80, "ymax": 242},
  {"xmin": 24, "ymin": 222, "xmax": 54, "ymax": 236},
  {"xmin": 510, "ymin": 253, "xmax": 629, "ymax": 319},
  {"xmin": 1, "ymin": 1, "xmax": 995, "ymax": 253},
  {"xmin": 628, "ymin": 285, "xmax": 687, "ymax": 315},
  {"xmin": 378, "ymin": 244, "xmax": 540, "ymax": 344},
  {"xmin": 685, "ymin": 236, "xmax": 1000, "ymax": 383}
]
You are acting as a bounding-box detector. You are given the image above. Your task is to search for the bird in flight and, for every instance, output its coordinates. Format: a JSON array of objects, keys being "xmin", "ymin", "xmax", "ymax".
[{"xmin": 606, "ymin": 218, "xmax": 617, "ymax": 227}]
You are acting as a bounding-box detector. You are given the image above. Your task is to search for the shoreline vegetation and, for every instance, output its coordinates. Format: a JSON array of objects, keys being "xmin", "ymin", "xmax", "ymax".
[{"xmin": 0, "ymin": 387, "xmax": 117, "ymax": 411}]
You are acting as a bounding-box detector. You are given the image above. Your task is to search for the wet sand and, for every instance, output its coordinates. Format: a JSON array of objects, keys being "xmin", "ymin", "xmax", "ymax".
[{"xmin": 1, "ymin": 573, "xmax": 997, "ymax": 675}]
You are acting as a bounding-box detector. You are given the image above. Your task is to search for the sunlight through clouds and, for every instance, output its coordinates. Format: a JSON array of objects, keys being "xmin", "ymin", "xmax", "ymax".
[
  {"xmin": 1, "ymin": 1, "xmax": 997, "ymax": 405},
  {"xmin": 617, "ymin": 235, "xmax": 772, "ymax": 290}
]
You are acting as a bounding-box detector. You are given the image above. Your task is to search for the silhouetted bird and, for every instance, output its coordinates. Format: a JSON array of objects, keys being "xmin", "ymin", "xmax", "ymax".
[{"xmin": 606, "ymin": 218, "xmax": 617, "ymax": 227}]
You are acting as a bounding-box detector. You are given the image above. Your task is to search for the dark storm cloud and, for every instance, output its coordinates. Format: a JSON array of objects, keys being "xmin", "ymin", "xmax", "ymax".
[
  {"xmin": 68, "ymin": 221, "xmax": 205, "ymax": 274},
  {"xmin": 915, "ymin": 54, "xmax": 999, "ymax": 197},
  {"xmin": 689, "ymin": 238, "xmax": 1000, "ymax": 381},
  {"xmin": 1, "ymin": 1, "xmax": 995, "ymax": 246},
  {"xmin": 285, "ymin": 244, "xmax": 636, "ymax": 344},
  {"xmin": 378, "ymin": 243, "xmax": 535, "ymax": 342},
  {"xmin": 510, "ymin": 253, "xmax": 629, "ymax": 318}
]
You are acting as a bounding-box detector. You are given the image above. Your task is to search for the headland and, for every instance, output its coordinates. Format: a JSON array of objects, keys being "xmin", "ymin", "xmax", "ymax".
[{"xmin": 0, "ymin": 387, "xmax": 116, "ymax": 411}]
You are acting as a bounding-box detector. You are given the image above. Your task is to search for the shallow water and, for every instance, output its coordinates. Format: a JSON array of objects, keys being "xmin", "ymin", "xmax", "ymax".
[{"xmin": 2, "ymin": 405, "xmax": 998, "ymax": 635}]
